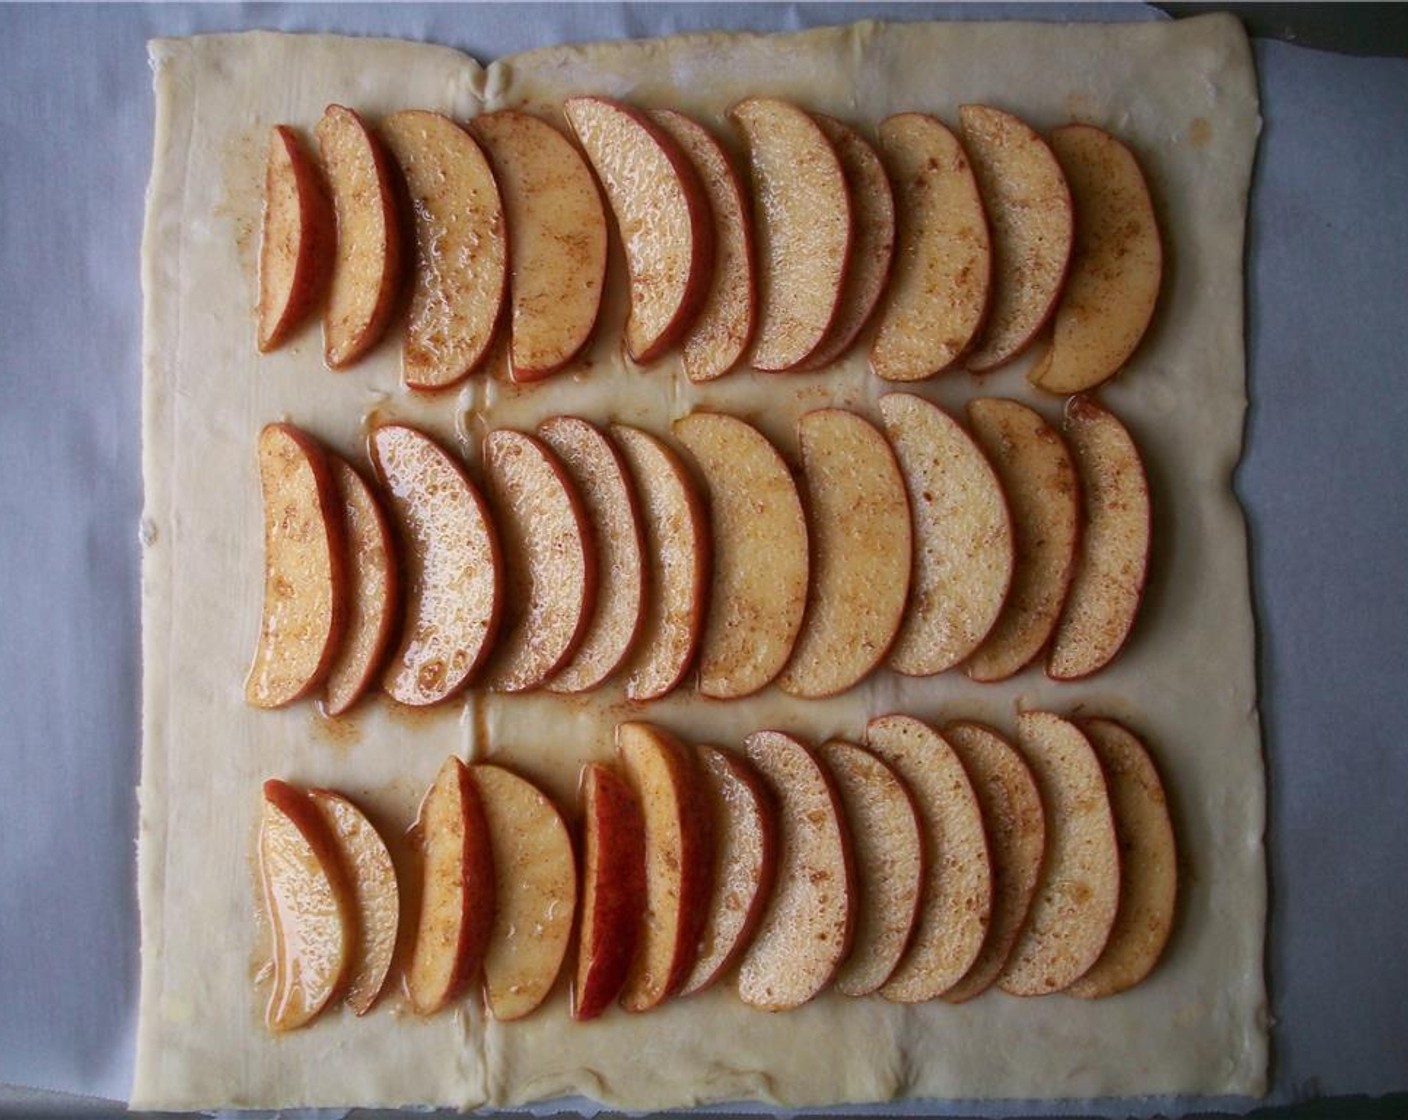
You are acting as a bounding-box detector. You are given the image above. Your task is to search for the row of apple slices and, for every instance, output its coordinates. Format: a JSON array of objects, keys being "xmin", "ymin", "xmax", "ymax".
[
  {"xmin": 258, "ymin": 710, "xmax": 1177, "ymax": 1032},
  {"xmin": 259, "ymin": 96, "xmax": 1161, "ymax": 390},
  {"xmin": 245, "ymin": 394, "xmax": 1152, "ymax": 711}
]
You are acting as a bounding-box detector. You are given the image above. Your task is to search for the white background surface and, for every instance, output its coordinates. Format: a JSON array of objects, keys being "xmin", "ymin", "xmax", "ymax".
[{"xmin": 0, "ymin": 2, "xmax": 1405, "ymax": 1113}]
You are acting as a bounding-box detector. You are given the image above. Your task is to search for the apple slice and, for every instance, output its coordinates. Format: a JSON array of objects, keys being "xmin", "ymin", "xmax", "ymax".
[
  {"xmin": 964, "ymin": 398, "xmax": 1080, "ymax": 683},
  {"xmin": 245, "ymin": 423, "xmax": 348, "ymax": 709},
  {"xmin": 939, "ymin": 721, "xmax": 1046, "ymax": 1004},
  {"xmin": 481, "ymin": 430, "xmax": 596, "ymax": 693},
  {"xmin": 870, "ymin": 113, "xmax": 991, "ymax": 381},
  {"xmin": 999, "ymin": 712, "xmax": 1120, "ymax": 996},
  {"xmin": 729, "ymin": 97, "xmax": 851, "ymax": 371},
  {"xmin": 797, "ymin": 116, "xmax": 895, "ymax": 371},
  {"xmin": 539, "ymin": 417, "xmax": 647, "ymax": 693},
  {"xmin": 259, "ymin": 778, "xmax": 354, "ymax": 1032},
  {"xmin": 878, "ymin": 393, "xmax": 1014, "ymax": 676},
  {"xmin": 307, "ymin": 789, "xmax": 400, "ymax": 1016},
  {"xmin": 817, "ymin": 740, "xmax": 924, "ymax": 998},
  {"xmin": 866, "ymin": 715, "xmax": 992, "ymax": 1002},
  {"xmin": 617, "ymin": 722, "xmax": 714, "ymax": 1012},
  {"xmin": 407, "ymin": 756, "xmax": 495, "ymax": 1014},
  {"xmin": 1029, "ymin": 124, "xmax": 1163, "ymax": 394},
  {"xmin": 737, "ymin": 731, "xmax": 854, "ymax": 1011},
  {"xmin": 257, "ymin": 125, "xmax": 332, "ymax": 353},
  {"xmin": 471, "ymin": 111, "xmax": 607, "ymax": 381},
  {"xmin": 1067, "ymin": 718, "xmax": 1178, "ymax": 998},
  {"xmin": 380, "ymin": 110, "xmax": 507, "ymax": 390},
  {"xmin": 959, "ymin": 105, "xmax": 1074, "ymax": 372},
  {"xmin": 674, "ymin": 412, "xmax": 807, "ymax": 699},
  {"xmin": 572, "ymin": 763, "xmax": 646, "ymax": 1021},
  {"xmin": 610, "ymin": 425, "xmax": 709, "ymax": 702},
  {"xmin": 322, "ymin": 457, "xmax": 399, "ymax": 717},
  {"xmin": 1048, "ymin": 396, "xmax": 1152, "ymax": 680},
  {"xmin": 648, "ymin": 108, "xmax": 756, "ymax": 382},
  {"xmin": 370, "ymin": 424, "xmax": 502, "ymax": 707},
  {"xmin": 471, "ymin": 764, "xmax": 577, "ymax": 1021},
  {"xmin": 779, "ymin": 408, "xmax": 911, "ymax": 698},
  {"xmin": 315, "ymin": 105, "xmax": 403, "ymax": 369},
  {"xmin": 565, "ymin": 96, "xmax": 714, "ymax": 364},
  {"xmin": 680, "ymin": 745, "xmax": 778, "ymax": 996}
]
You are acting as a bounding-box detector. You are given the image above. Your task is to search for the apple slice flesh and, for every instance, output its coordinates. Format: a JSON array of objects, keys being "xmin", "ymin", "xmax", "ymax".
[
  {"xmin": 870, "ymin": 113, "xmax": 991, "ymax": 381},
  {"xmin": 1048, "ymin": 396, "xmax": 1152, "ymax": 680},
  {"xmin": 371, "ymin": 424, "xmax": 502, "ymax": 707},
  {"xmin": 649, "ymin": 108, "xmax": 756, "ymax": 382},
  {"xmin": 730, "ymin": 97, "xmax": 851, "ymax": 371},
  {"xmin": 818, "ymin": 740, "xmax": 924, "ymax": 998},
  {"xmin": 539, "ymin": 417, "xmax": 647, "ymax": 693},
  {"xmin": 737, "ymin": 731, "xmax": 854, "ymax": 1011},
  {"xmin": 472, "ymin": 765, "xmax": 578, "ymax": 1021},
  {"xmin": 610, "ymin": 425, "xmax": 709, "ymax": 702},
  {"xmin": 1067, "ymin": 719, "xmax": 1177, "ymax": 998},
  {"xmin": 680, "ymin": 745, "xmax": 778, "ymax": 996},
  {"xmin": 879, "ymin": 393, "xmax": 1014, "ymax": 676},
  {"xmin": 481, "ymin": 430, "xmax": 596, "ymax": 693},
  {"xmin": 999, "ymin": 712, "xmax": 1120, "ymax": 996},
  {"xmin": 322, "ymin": 457, "xmax": 399, "ymax": 716},
  {"xmin": 866, "ymin": 715, "xmax": 993, "ymax": 1002},
  {"xmin": 245, "ymin": 423, "xmax": 347, "ymax": 709},
  {"xmin": 1029, "ymin": 124, "xmax": 1163, "ymax": 394},
  {"xmin": 573, "ymin": 763, "xmax": 646, "ymax": 1021},
  {"xmin": 407, "ymin": 756, "xmax": 495, "ymax": 1014},
  {"xmin": 257, "ymin": 124, "xmax": 332, "ymax": 353},
  {"xmin": 316, "ymin": 105, "xmax": 403, "ymax": 369},
  {"xmin": 675, "ymin": 412, "xmax": 808, "ymax": 699},
  {"xmin": 259, "ymin": 779, "xmax": 354, "ymax": 1032},
  {"xmin": 960, "ymin": 104, "xmax": 1074, "ymax": 372},
  {"xmin": 307, "ymin": 789, "xmax": 400, "ymax": 1016},
  {"xmin": 472, "ymin": 111, "xmax": 607, "ymax": 381},
  {"xmin": 939, "ymin": 722, "xmax": 1046, "ymax": 1004},
  {"xmin": 617, "ymin": 722, "xmax": 714, "ymax": 1012},
  {"xmin": 565, "ymin": 96, "xmax": 714, "ymax": 364},
  {"xmin": 380, "ymin": 110, "xmax": 507, "ymax": 390},
  {"xmin": 964, "ymin": 398, "xmax": 1080, "ymax": 683}
]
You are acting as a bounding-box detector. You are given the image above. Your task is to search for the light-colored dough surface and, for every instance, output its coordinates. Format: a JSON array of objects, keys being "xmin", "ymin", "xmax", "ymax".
[{"xmin": 137, "ymin": 16, "xmax": 1264, "ymax": 1110}]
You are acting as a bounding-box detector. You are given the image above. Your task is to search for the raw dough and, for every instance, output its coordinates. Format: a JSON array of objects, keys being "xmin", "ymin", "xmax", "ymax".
[{"xmin": 136, "ymin": 16, "xmax": 1264, "ymax": 1111}]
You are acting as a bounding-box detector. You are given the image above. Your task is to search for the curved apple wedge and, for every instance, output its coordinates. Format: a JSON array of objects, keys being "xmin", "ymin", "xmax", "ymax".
[
  {"xmin": 380, "ymin": 110, "xmax": 507, "ymax": 390},
  {"xmin": 316, "ymin": 105, "xmax": 403, "ymax": 369},
  {"xmin": 407, "ymin": 756, "xmax": 495, "ymax": 1015},
  {"xmin": 866, "ymin": 715, "xmax": 992, "ymax": 1002},
  {"xmin": 565, "ymin": 97, "xmax": 714, "ymax": 364},
  {"xmin": 259, "ymin": 779, "xmax": 355, "ymax": 1032},
  {"xmin": 999, "ymin": 712, "xmax": 1120, "ymax": 996},
  {"xmin": 1029, "ymin": 124, "xmax": 1163, "ymax": 394},
  {"xmin": 472, "ymin": 765, "xmax": 577, "ymax": 1021},
  {"xmin": 736, "ymin": 731, "xmax": 854, "ymax": 1011},
  {"xmin": 870, "ymin": 113, "xmax": 991, "ymax": 381},
  {"xmin": 730, "ymin": 97, "xmax": 851, "ymax": 371},
  {"xmin": 1047, "ymin": 397, "xmax": 1152, "ymax": 681},
  {"xmin": 245, "ymin": 423, "xmax": 348, "ymax": 710},
  {"xmin": 371, "ymin": 424, "xmax": 502, "ymax": 707},
  {"xmin": 959, "ymin": 105, "xmax": 1074, "ymax": 372},
  {"xmin": 257, "ymin": 125, "xmax": 332, "ymax": 353},
  {"xmin": 779, "ymin": 408, "xmax": 911, "ymax": 698},
  {"xmin": 1067, "ymin": 719, "xmax": 1177, "ymax": 999},
  {"xmin": 964, "ymin": 398, "xmax": 1080, "ymax": 683},
  {"xmin": 675, "ymin": 412, "xmax": 808, "ymax": 700},
  {"xmin": 617, "ymin": 722, "xmax": 714, "ymax": 1012},
  {"xmin": 307, "ymin": 789, "xmax": 400, "ymax": 1016},
  {"xmin": 879, "ymin": 393, "xmax": 1013, "ymax": 676},
  {"xmin": 472, "ymin": 111, "xmax": 608, "ymax": 381},
  {"xmin": 573, "ymin": 763, "xmax": 646, "ymax": 1021}
]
